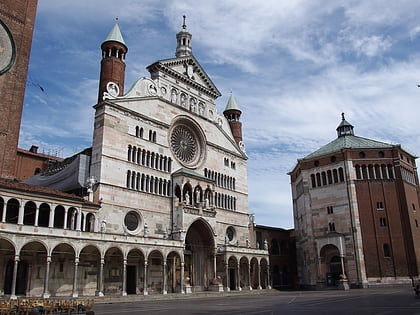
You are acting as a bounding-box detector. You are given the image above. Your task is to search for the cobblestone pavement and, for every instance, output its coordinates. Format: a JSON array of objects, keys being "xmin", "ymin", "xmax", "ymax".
[{"xmin": 91, "ymin": 286, "xmax": 420, "ymax": 315}]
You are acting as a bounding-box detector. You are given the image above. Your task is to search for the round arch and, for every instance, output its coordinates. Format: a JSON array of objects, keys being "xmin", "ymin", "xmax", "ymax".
[
  {"xmin": 320, "ymin": 244, "xmax": 342, "ymax": 286},
  {"xmin": 79, "ymin": 245, "xmax": 101, "ymax": 296},
  {"xmin": 126, "ymin": 249, "xmax": 145, "ymax": 295},
  {"xmin": 185, "ymin": 219, "xmax": 215, "ymax": 291}
]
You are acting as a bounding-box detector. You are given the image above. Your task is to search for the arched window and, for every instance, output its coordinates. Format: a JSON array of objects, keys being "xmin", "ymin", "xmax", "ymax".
[
  {"xmin": 327, "ymin": 170, "xmax": 332, "ymax": 184},
  {"xmin": 132, "ymin": 146, "xmax": 137, "ymax": 163},
  {"xmin": 333, "ymin": 169, "xmax": 338, "ymax": 183},
  {"xmin": 368, "ymin": 165, "xmax": 375, "ymax": 179},
  {"xmin": 135, "ymin": 126, "xmax": 140, "ymax": 137},
  {"xmin": 53, "ymin": 205, "xmax": 65, "ymax": 229},
  {"xmin": 126, "ymin": 170, "xmax": 131, "ymax": 188},
  {"xmin": 321, "ymin": 172, "xmax": 327, "ymax": 186},
  {"xmin": 316, "ymin": 173, "xmax": 321, "ymax": 187},
  {"xmin": 374, "ymin": 164, "xmax": 381, "ymax": 179},
  {"xmin": 387, "ymin": 164, "xmax": 395, "ymax": 179},
  {"xmin": 311, "ymin": 174, "xmax": 316, "ymax": 188},
  {"xmin": 338, "ymin": 168, "xmax": 344, "ymax": 182},
  {"xmin": 38, "ymin": 203, "xmax": 50, "ymax": 227},
  {"xmin": 355, "ymin": 165, "xmax": 361, "ymax": 179},
  {"xmin": 127, "ymin": 145, "xmax": 132, "ymax": 162},
  {"xmin": 23, "ymin": 201, "xmax": 36, "ymax": 226}
]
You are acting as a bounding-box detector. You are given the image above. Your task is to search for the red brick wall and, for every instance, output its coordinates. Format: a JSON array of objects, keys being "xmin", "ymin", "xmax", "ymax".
[
  {"xmin": 356, "ymin": 178, "xmax": 416, "ymax": 278},
  {"xmin": 0, "ymin": 0, "xmax": 38, "ymax": 179}
]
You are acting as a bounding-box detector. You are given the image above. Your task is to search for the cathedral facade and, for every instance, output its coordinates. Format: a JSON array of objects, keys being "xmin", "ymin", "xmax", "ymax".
[
  {"xmin": 0, "ymin": 18, "xmax": 269, "ymax": 298},
  {"xmin": 289, "ymin": 115, "xmax": 420, "ymax": 289}
]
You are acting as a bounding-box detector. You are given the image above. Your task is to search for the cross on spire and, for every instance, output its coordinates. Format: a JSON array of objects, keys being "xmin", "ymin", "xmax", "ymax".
[{"xmin": 182, "ymin": 15, "xmax": 187, "ymax": 29}]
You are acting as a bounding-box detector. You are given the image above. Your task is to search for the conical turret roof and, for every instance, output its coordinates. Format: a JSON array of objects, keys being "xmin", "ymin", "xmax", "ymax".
[
  {"xmin": 224, "ymin": 93, "xmax": 241, "ymax": 112},
  {"xmin": 103, "ymin": 23, "xmax": 126, "ymax": 47}
]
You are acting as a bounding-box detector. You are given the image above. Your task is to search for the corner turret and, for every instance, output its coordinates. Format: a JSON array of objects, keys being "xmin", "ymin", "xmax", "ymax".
[
  {"xmin": 223, "ymin": 93, "xmax": 243, "ymax": 143},
  {"xmin": 98, "ymin": 22, "xmax": 128, "ymax": 102}
]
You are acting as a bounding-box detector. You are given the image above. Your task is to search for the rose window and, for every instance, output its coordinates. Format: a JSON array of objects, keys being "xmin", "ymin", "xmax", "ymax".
[
  {"xmin": 169, "ymin": 117, "xmax": 206, "ymax": 168},
  {"xmin": 171, "ymin": 126, "xmax": 197, "ymax": 163}
]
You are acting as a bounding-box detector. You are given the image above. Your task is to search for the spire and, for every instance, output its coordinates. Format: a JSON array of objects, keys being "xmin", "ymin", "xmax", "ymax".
[
  {"xmin": 336, "ymin": 112, "xmax": 354, "ymax": 137},
  {"xmin": 176, "ymin": 15, "xmax": 192, "ymax": 57},
  {"xmin": 103, "ymin": 22, "xmax": 126, "ymax": 47},
  {"xmin": 224, "ymin": 92, "xmax": 241, "ymax": 112}
]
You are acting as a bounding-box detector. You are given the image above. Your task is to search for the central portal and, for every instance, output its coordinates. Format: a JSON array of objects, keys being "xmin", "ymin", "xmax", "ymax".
[{"xmin": 185, "ymin": 219, "xmax": 215, "ymax": 291}]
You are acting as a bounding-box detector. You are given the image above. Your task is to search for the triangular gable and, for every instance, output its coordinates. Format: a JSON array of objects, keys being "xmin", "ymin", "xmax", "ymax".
[{"xmin": 146, "ymin": 55, "xmax": 221, "ymax": 99}]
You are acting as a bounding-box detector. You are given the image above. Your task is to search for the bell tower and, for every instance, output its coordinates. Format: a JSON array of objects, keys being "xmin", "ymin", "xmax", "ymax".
[
  {"xmin": 98, "ymin": 22, "xmax": 127, "ymax": 103},
  {"xmin": 223, "ymin": 93, "xmax": 243, "ymax": 143},
  {"xmin": 0, "ymin": 0, "xmax": 38, "ymax": 179}
]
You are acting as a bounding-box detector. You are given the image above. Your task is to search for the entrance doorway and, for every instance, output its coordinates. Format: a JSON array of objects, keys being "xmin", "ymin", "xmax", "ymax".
[
  {"xmin": 126, "ymin": 265, "xmax": 136, "ymax": 294},
  {"xmin": 185, "ymin": 219, "xmax": 215, "ymax": 291}
]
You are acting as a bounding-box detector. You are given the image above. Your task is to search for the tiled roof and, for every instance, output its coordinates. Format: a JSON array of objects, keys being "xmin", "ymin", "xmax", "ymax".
[
  {"xmin": 304, "ymin": 135, "xmax": 394, "ymax": 160},
  {"xmin": 0, "ymin": 178, "xmax": 99, "ymax": 207}
]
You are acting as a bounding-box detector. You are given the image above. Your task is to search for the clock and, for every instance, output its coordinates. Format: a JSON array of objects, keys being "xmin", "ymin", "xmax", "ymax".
[{"xmin": 0, "ymin": 19, "xmax": 16, "ymax": 75}]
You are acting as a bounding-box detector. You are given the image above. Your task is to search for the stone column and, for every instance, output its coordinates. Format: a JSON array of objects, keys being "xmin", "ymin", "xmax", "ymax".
[
  {"xmin": 248, "ymin": 262, "xmax": 252, "ymax": 290},
  {"xmin": 1, "ymin": 200, "xmax": 6, "ymax": 222},
  {"xmin": 34, "ymin": 205, "xmax": 39, "ymax": 227},
  {"xmin": 213, "ymin": 250, "xmax": 217, "ymax": 280},
  {"xmin": 10, "ymin": 256, "xmax": 19, "ymax": 299},
  {"xmin": 225, "ymin": 260, "xmax": 230, "ymax": 292},
  {"xmin": 163, "ymin": 260, "xmax": 167, "ymax": 294},
  {"xmin": 81, "ymin": 211, "xmax": 85, "ymax": 232},
  {"xmin": 72, "ymin": 257, "xmax": 79, "ymax": 297},
  {"xmin": 180, "ymin": 261, "xmax": 185, "ymax": 294},
  {"xmin": 76, "ymin": 208, "xmax": 82, "ymax": 231},
  {"xmin": 17, "ymin": 202, "xmax": 24, "ymax": 225},
  {"xmin": 122, "ymin": 258, "xmax": 127, "ymax": 296},
  {"xmin": 267, "ymin": 263, "xmax": 272, "ymax": 289},
  {"xmin": 97, "ymin": 258, "xmax": 104, "ymax": 296},
  {"xmin": 257, "ymin": 261, "xmax": 262, "ymax": 290},
  {"xmin": 49, "ymin": 205, "xmax": 54, "ymax": 228},
  {"xmin": 63, "ymin": 208, "xmax": 68, "ymax": 229},
  {"xmin": 43, "ymin": 256, "xmax": 51, "ymax": 298},
  {"xmin": 237, "ymin": 262, "xmax": 241, "ymax": 291},
  {"xmin": 143, "ymin": 260, "xmax": 148, "ymax": 295}
]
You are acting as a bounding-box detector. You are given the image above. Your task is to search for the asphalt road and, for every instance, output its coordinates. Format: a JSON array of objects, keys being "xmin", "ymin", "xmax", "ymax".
[{"xmin": 92, "ymin": 286, "xmax": 420, "ymax": 315}]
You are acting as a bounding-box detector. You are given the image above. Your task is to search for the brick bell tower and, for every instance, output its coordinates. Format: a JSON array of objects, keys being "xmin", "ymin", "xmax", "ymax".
[
  {"xmin": 0, "ymin": 0, "xmax": 38, "ymax": 179},
  {"xmin": 98, "ymin": 22, "xmax": 127, "ymax": 103},
  {"xmin": 223, "ymin": 93, "xmax": 243, "ymax": 143}
]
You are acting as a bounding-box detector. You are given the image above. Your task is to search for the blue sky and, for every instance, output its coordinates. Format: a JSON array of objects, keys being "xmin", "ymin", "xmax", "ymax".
[{"xmin": 21, "ymin": 0, "xmax": 420, "ymax": 229}]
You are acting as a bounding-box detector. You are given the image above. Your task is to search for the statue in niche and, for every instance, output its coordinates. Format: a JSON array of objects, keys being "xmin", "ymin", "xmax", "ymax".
[
  {"xmin": 171, "ymin": 89, "xmax": 177, "ymax": 103},
  {"xmin": 180, "ymin": 93, "xmax": 187, "ymax": 107},
  {"xmin": 264, "ymin": 240, "xmax": 268, "ymax": 250},
  {"xmin": 100, "ymin": 219, "xmax": 107, "ymax": 233},
  {"xmin": 198, "ymin": 102, "xmax": 205, "ymax": 115},
  {"xmin": 195, "ymin": 189, "xmax": 200, "ymax": 205},
  {"xmin": 184, "ymin": 191, "xmax": 190, "ymax": 205},
  {"xmin": 190, "ymin": 98, "xmax": 197, "ymax": 112}
]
